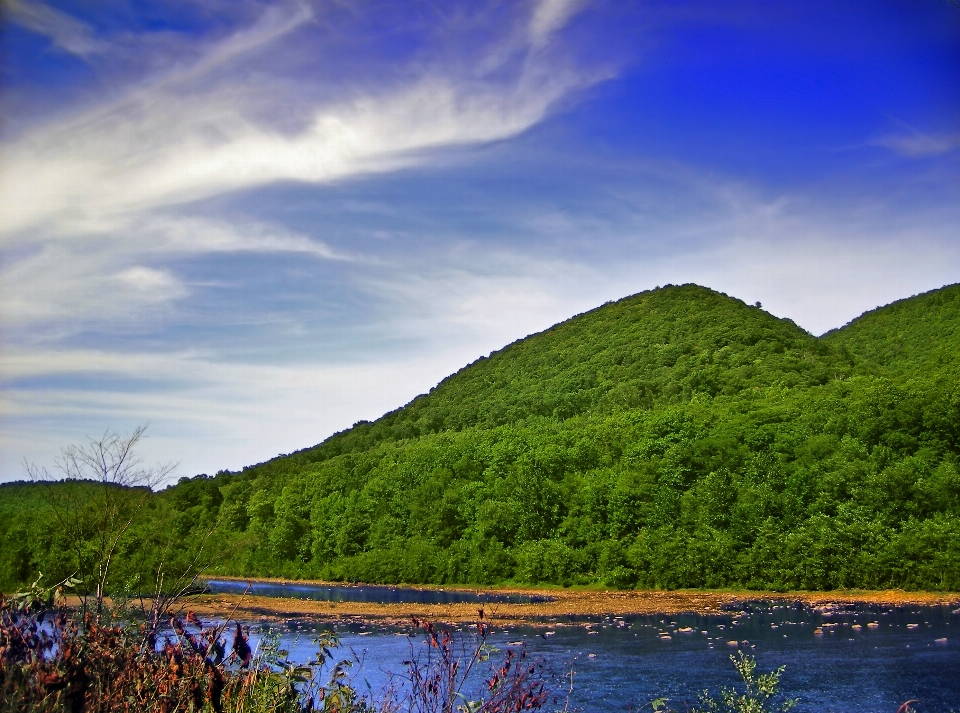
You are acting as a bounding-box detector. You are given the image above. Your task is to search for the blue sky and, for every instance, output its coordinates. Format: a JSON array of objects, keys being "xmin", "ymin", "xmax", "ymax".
[{"xmin": 2, "ymin": 0, "xmax": 958, "ymax": 482}]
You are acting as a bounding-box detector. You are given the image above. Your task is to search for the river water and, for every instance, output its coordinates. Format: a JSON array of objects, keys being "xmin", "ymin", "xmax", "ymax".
[
  {"xmin": 206, "ymin": 583, "xmax": 960, "ymax": 712},
  {"xmin": 205, "ymin": 578, "xmax": 551, "ymax": 604}
]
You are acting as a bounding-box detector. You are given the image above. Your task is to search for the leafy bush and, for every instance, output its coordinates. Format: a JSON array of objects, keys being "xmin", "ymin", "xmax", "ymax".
[{"xmin": 653, "ymin": 652, "xmax": 798, "ymax": 713}]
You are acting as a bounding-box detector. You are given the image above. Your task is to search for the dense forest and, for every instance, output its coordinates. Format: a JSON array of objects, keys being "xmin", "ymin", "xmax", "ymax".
[{"xmin": 2, "ymin": 283, "xmax": 959, "ymax": 593}]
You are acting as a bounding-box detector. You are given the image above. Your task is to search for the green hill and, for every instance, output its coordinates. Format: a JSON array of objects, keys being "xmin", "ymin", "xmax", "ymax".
[
  {"xmin": 305, "ymin": 285, "xmax": 852, "ymax": 460},
  {"xmin": 3, "ymin": 284, "xmax": 959, "ymax": 593},
  {"xmin": 823, "ymin": 282, "xmax": 960, "ymax": 379}
]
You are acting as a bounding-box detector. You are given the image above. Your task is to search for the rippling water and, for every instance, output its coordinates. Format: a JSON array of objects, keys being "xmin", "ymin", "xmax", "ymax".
[{"xmin": 229, "ymin": 598, "xmax": 959, "ymax": 712}]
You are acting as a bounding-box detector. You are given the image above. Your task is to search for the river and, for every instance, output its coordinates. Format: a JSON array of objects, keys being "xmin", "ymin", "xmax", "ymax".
[{"xmin": 203, "ymin": 582, "xmax": 959, "ymax": 711}]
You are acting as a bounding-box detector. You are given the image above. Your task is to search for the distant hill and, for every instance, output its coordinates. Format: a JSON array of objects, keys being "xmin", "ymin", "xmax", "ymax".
[
  {"xmin": 823, "ymin": 282, "xmax": 960, "ymax": 379},
  {"xmin": 3, "ymin": 284, "xmax": 959, "ymax": 594}
]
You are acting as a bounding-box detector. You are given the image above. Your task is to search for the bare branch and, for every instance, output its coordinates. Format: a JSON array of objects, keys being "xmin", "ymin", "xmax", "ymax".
[{"xmin": 21, "ymin": 425, "xmax": 178, "ymax": 621}]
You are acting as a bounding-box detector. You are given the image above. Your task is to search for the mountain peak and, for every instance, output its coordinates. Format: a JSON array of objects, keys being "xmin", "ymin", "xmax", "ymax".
[{"xmin": 302, "ymin": 283, "xmax": 850, "ymax": 463}]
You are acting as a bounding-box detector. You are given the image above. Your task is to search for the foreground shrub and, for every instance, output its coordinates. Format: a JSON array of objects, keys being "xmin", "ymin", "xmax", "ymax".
[
  {"xmin": 404, "ymin": 616, "xmax": 549, "ymax": 713},
  {"xmin": 0, "ymin": 581, "xmax": 551, "ymax": 713},
  {"xmin": 653, "ymin": 652, "xmax": 798, "ymax": 713}
]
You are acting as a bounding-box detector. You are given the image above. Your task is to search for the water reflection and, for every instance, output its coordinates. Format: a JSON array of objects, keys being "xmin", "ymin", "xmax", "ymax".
[{"xmin": 203, "ymin": 579, "xmax": 553, "ymax": 604}]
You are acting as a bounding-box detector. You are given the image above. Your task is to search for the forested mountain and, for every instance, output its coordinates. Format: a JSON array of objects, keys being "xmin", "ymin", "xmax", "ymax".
[
  {"xmin": 823, "ymin": 282, "xmax": 960, "ymax": 378},
  {"xmin": 3, "ymin": 283, "xmax": 959, "ymax": 593},
  {"xmin": 307, "ymin": 285, "xmax": 851, "ymax": 460}
]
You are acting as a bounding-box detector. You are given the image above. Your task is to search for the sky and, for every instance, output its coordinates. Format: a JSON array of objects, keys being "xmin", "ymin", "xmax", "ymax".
[{"xmin": 1, "ymin": 0, "xmax": 959, "ymax": 484}]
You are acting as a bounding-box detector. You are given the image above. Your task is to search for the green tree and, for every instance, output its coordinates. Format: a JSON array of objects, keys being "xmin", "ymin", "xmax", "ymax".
[{"xmin": 24, "ymin": 427, "xmax": 175, "ymax": 618}]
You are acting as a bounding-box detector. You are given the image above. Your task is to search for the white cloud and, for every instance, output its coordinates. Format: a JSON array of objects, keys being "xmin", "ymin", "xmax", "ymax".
[
  {"xmin": 0, "ymin": 243, "xmax": 175, "ymax": 326},
  {"xmin": 139, "ymin": 216, "xmax": 351, "ymax": 260},
  {"xmin": 0, "ymin": 78, "xmax": 589, "ymax": 236},
  {"xmin": 875, "ymin": 132, "xmax": 960, "ymax": 157},
  {"xmin": 0, "ymin": 0, "xmax": 606, "ymax": 343},
  {"xmin": 6, "ymin": 0, "xmax": 108, "ymax": 57},
  {"xmin": 0, "ymin": 1, "xmax": 601, "ymax": 238},
  {"xmin": 114, "ymin": 266, "xmax": 181, "ymax": 292},
  {"xmin": 0, "ymin": 215, "xmax": 347, "ymax": 331},
  {"xmin": 529, "ymin": 0, "xmax": 587, "ymax": 46}
]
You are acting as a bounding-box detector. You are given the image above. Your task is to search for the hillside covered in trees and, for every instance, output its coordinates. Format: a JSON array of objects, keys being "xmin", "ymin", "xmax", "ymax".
[{"xmin": 3, "ymin": 283, "xmax": 960, "ymax": 593}]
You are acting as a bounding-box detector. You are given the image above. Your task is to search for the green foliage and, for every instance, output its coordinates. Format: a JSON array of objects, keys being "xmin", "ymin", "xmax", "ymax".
[
  {"xmin": 655, "ymin": 652, "xmax": 798, "ymax": 713},
  {"xmin": 4, "ymin": 283, "xmax": 960, "ymax": 591},
  {"xmin": 823, "ymin": 283, "xmax": 960, "ymax": 380}
]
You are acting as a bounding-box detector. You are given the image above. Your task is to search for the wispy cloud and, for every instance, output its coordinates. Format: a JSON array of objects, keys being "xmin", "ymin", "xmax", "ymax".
[
  {"xmin": 875, "ymin": 132, "xmax": 960, "ymax": 157},
  {"xmin": 1, "ymin": 76, "xmax": 593, "ymax": 234},
  {"xmin": 6, "ymin": 0, "xmax": 108, "ymax": 57},
  {"xmin": 530, "ymin": 0, "xmax": 587, "ymax": 46},
  {"xmin": 0, "ymin": 0, "xmax": 609, "ymax": 355},
  {"xmin": 0, "ymin": 1, "xmax": 602, "ymax": 237},
  {"xmin": 113, "ymin": 265, "xmax": 185, "ymax": 296},
  {"xmin": 0, "ymin": 0, "xmax": 607, "ymax": 343},
  {"xmin": 137, "ymin": 216, "xmax": 351, "ymax": 260},
  {"xmin": 0, "ymin": 214, "xmax": 349, "ymax": 333},
  {"xmin": 872, "ymin": 115, "xmax": 960, "ymax": 157}
]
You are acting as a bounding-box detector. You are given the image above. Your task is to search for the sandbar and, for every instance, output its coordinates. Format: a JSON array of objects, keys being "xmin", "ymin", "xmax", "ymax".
[{"xmin": 177, "ymin": 580, "xmax": 960, "ymax": 627}]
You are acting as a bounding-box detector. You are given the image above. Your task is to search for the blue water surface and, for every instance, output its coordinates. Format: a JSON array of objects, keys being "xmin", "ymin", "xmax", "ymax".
[{"xmin": 229, "ymin": 598, "xmax": 960, "ymax": 713}]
